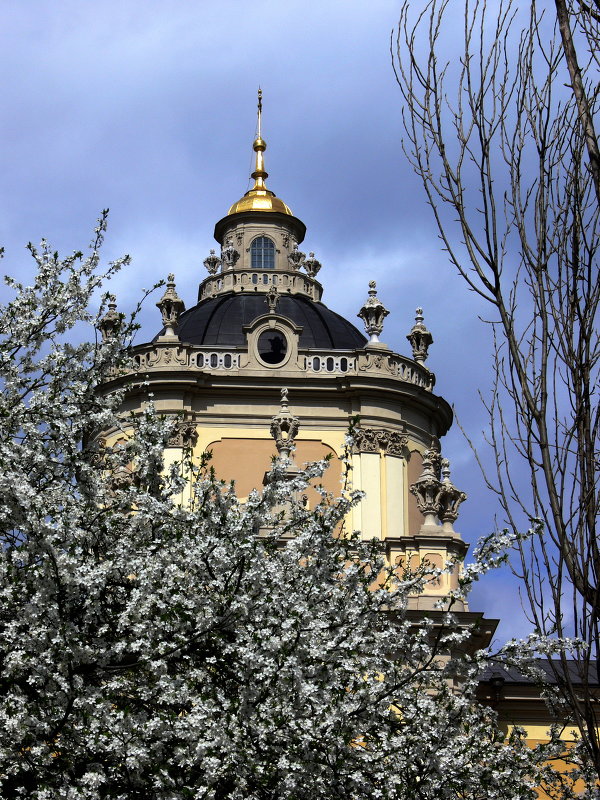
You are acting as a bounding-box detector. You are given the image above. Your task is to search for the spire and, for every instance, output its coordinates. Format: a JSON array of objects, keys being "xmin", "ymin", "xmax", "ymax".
[
  {"xmin": 257, "ymin": 86, "xmax": 263, "ymax": 135},
  {"xmin": 226, "ymin": 89, "xmax": 294, "ymax": 217},
  {"xmin": 251, "ymin": 87, "xmax": 268, "ymax": 192}
]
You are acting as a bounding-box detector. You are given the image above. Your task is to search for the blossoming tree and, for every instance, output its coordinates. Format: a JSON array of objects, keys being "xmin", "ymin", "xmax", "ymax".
[{"xmin": 0, "ymin": 216, "xmax": 588, "ymax": 799}]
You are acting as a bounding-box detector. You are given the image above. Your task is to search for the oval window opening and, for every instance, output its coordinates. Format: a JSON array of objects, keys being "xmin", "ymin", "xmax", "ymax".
[{"xmin": 257, "ymin": 330, "xmax": 288, "ymax": 365}]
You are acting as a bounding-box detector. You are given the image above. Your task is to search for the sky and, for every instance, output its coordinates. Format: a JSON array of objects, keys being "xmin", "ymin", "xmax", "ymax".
[{"xmin": 0, "ymin": 0, "xmax": 533, "ymax": 641}]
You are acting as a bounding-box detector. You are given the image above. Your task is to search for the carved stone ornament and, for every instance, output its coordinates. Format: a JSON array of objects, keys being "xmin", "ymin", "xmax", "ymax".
[
  {"xmin": 168, "ymin": 420, "xmax": 199, "ymax": 449},
  {"xmin": 353, "ymin": 427, "xmax": 380, "ymax": 453},
  {"xmin": 270, "ymin": 387, "xmax": 300, "ymax": 460},
  {"xmin": 265, "ymin": 286, "xmax": 280, "ymax": 313},
  {"xmin": 353, "ymin": 427, "xmax": 409, "ymax": 455},
  {"xmin": 156, "ymin": 274, "xmax": 185, "ymax": 337},
  {"xmin": 110, "ymin": 463, "xmax": 136, "ymax": 492},
  {"xmin": 357, "ymin": 280, "xmax": 389, "ymax": 344},
  {"xmin": 438, "ymin": 458, "xmax": 467, "ymax": 529},
  {"xmin": 98, "ymin": 295, "xmax": 122, "ymax": 341},
  {"xmin": 385, "ymin": 431, "xmax": 410, "ymax": 456},
  {"xmin": 409, "ymin": 448, "xmax": 444, "ymax": 527},
  {"xmin": 287, "ymin": 243, "xmax": 306, "ymax": 270},
  {"xmin": 304, "ymin": 252, "xmax": 322, "ymax": 278},
  {"xmin": 203, "ymin": 249, "xmax": 221, "ymax": 275},
  {"xmin": 221, "ymin": 237, "xmax": 240, "ymax": 269},
  {"xmin": 407, "ymin": 307, "xmax": 433, "ymax": 364}
]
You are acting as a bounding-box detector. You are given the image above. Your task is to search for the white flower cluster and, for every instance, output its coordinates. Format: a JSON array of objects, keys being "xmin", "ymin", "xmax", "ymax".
[{"xmin": 0, "ymin": 221, "xmax": 588, "ymax": 799}]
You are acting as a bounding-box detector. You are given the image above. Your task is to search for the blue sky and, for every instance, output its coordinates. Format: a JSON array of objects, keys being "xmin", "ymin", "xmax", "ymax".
[{"xmin": 0, "ymin": 0, "xmax": 531, "ymax": 641}]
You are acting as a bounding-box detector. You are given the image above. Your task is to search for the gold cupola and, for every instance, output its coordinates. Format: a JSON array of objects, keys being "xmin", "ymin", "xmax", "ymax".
[{"xmin": 227, "ymin": 89, "xmax": 294, "ymax": 216}]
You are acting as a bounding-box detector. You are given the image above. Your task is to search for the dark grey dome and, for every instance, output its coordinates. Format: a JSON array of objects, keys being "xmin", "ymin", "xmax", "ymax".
[{"xmin": 166, "ymin": 292, "xmax": 367, "ymax": 349}]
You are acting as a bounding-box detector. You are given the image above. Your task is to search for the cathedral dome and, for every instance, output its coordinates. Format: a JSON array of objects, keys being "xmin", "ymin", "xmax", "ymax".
[{"xmin": 171, "ymin": 292, "xmax": 367, "ymax": 349}]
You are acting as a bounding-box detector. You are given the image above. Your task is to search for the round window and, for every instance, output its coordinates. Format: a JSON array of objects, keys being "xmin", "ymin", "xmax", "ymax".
[{"xmin": 257, "ymin": 329, "xmax": 288, "ymax": 365}]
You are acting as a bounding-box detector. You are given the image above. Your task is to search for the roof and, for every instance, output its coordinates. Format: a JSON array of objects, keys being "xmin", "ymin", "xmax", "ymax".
[
  {"xmin": 165, "ymin": 292, "xmax": 367, "ymax": 350},
  {"xmin": 480, "ymin": 659, "xmax": 599, "ymax": 686}
]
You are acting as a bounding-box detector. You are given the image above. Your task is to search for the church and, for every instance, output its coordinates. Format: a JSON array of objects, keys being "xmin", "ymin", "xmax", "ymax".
[
  {"xmin": 103, "ymin": 92, "xmax": 476, "ymax": 616},
  {"xmin": 99, "ymin": 94, "xmax": 583, "ymax": 753}
]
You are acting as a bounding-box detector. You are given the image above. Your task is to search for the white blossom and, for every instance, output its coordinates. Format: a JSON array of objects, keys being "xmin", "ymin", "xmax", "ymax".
[{"xmin": 0, "ymin": 220, "xmax": 590, "ymax": 799}]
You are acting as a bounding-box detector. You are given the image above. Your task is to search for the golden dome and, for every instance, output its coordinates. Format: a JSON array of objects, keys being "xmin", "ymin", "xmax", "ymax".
[
  {"xmin": 228, "ymin": 188, "xmax": 293, "ymax": 216},
  {"xmin": 227, "ymin": 90, "xmax": 294, "ymax": 217}
]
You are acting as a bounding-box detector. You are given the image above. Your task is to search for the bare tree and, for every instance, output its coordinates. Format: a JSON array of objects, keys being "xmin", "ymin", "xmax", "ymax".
[{"xmin": 393, "ymin": 0, "xmax": 599, "ymax": 779}]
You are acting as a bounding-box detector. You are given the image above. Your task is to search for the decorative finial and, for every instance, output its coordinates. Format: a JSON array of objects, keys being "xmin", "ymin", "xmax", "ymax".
[
  {"xmin": 409, "ymin": 447, "xmax": 443, "ymax": 528},
  {"xmin": 280, "ymin": 386, "xmax": 289, "ymax": 410},
  {"xmin": 156, "ymin": 274, "xmax": 185, "ymax": 337},
  {"xmin": 287, "ymin": 243, "xmax": 306, "ymax": 270},
  {"xmin": 203, "ymin": 249, "xmax": 221, "ymax": 275},
  {"xmin": 221, "ymin": 237, "xmax": 240, "ymax": 270},
  {"xmin": 304, "ymin": 252, "xmax": 322, "ymax": 278},
  {"xmin": 441, "ymin": 458, "xmax": 451, "ymax": 483},
  {"xmin": 98, "ymin": 295, "xmax": 122, "ymax": 341},
  {"xmin": 250, "ymin": 88, "xmax": 268, "ymax": 193},
  {"xmin": 257, "ymin": 87, "xmax": 263, "ymax": 135},
  {"xmin": 266, "ymin": 285, "xmax": 280, "ymax": 313},
  {"xmin": 270, "ymin": 388, "xmax": 300, "ymax": 461},
  {"xmin": 357, "ymin": 280, "xmax": 389, "ymax": 344},
  {"xmin": 438, "ymin": 458, "xmax": 467, "ymax": 531},
  {"xmin": 407, "ymin": 307, "xmax": 433, "ymax": 363}
]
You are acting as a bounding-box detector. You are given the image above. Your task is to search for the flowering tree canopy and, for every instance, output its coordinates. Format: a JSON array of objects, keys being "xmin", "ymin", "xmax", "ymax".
[{"xmin": 0, "ymin": 217, "xmax": 588, "ymax": 799}]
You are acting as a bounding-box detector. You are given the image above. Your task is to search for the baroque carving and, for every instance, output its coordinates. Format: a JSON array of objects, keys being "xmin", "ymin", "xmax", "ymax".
[
  {"xmin": 357, "ymin": 281, "xmax": 389, "ymax": 343},
  {"xmin": 409, "ymin": 450, "xmax": 466, "ymax": 529},
  {"xmin": 287, "ymin": 243, "xmax": 306, "ymax": 270},
  {"xmin": 168, "ymin": 421, "xmax": 199, "ymax": 448},
  {"xmin": 407, "ymin": 307, "xmax": 433, "ymax": 364},
  {"xmin": 265, "ymin": 286, "xmax": 280, "ymax": 313},
  {"xmin": 98, "ymin": 295, "xmax": 122, "ymax": 341},
  {"xmin": 203, "ymin": 249, "xmax": 221, "ymax": 275},
  {"xmin": 221, "ymin": 237, "xmax": 240, "ymax": 269},
  {"xmin": 438, "ymin": 458, "xmax": 467, "ymax": 529},
  {"xmin": 409, "ymin": 447, "xmax": 443, "ymax": 526},
  {"xmin": 353, "ymin": 427, "xmax": 408, "ymax": 456},
  {"xmin": 270, "ymin": 388, "xmax": 300, "ymax": 460},
  {"xmin": 304, "ymin": 252, "xmax": 322, "ymax": 278},
  {"xmin": 385, "ymin": 431, "xmax": 410, "ymax": 456},
  {"xmin": 156, "ymin": 274, "xmax": 185, "ymax": 336},
  {"xmin": 146, "ymin": 346, "xmax": 188, "ymax": 368}
]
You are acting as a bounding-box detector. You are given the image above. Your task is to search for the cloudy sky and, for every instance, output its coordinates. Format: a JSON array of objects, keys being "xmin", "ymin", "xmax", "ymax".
[{"xmin": 0, "ymin": 0, "xmax": 531, "ymax": 641}]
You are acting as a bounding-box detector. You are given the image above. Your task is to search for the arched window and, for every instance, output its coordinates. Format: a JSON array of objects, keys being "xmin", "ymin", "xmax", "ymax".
[{"xmin": 250, "ymin": 236, "xmax": 275, "ymax": 269}]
